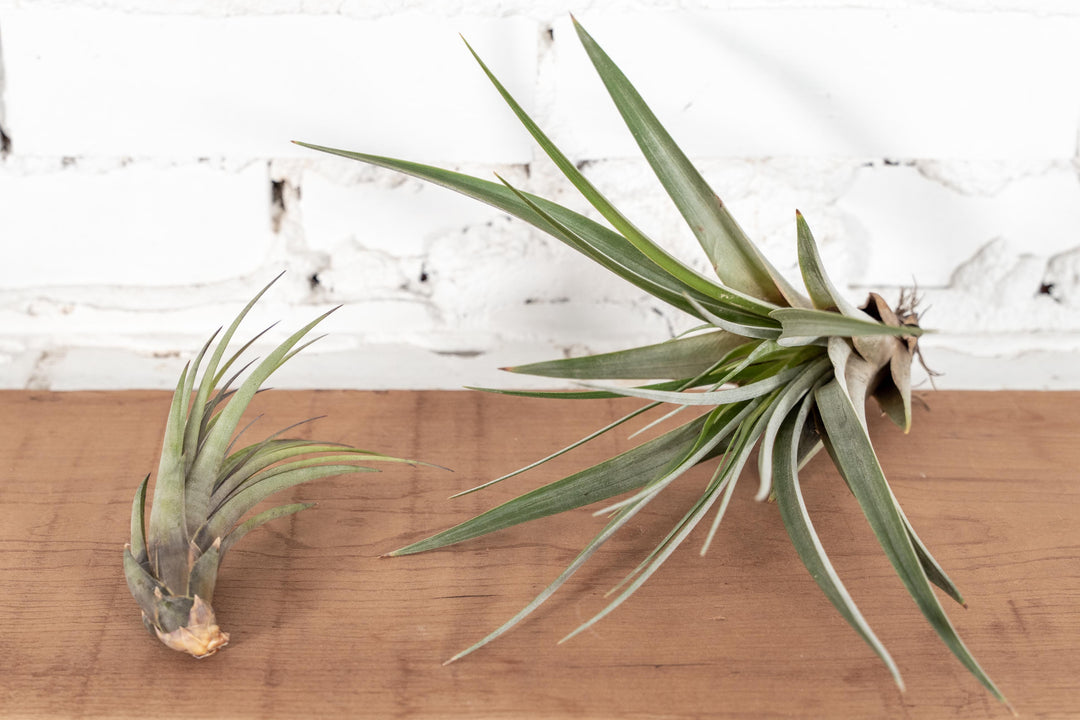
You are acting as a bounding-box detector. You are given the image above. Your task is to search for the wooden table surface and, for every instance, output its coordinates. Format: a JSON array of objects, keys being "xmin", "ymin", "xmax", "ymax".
[{"xmin": 1, "ymin": 389, "xmax": 1077, "ymax": 718}]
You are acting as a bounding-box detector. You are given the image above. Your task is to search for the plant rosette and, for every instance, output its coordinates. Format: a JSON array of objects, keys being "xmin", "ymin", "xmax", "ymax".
[
  {"xmin": 299, "ymin": 19, "xmax": 1009, "ymax": 708},
  {"xmin": 124, "ymin": 275, "xmax": 423, "ymax": 657}
]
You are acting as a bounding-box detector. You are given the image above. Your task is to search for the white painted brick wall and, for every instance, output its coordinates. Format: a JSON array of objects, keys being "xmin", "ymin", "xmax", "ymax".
[{"xmin": 1, "ymin": 1, "xmax": 1079, "ymax": 391}]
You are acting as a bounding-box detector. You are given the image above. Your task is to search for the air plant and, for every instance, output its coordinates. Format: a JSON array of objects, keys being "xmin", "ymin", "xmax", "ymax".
[
  {"xmin": 297, "ymin": 19, "xmax": 1007, "ymax": 705},
  {"xmin": 123, "ymin": 275, "xmax": 415, "ymax": 657}
]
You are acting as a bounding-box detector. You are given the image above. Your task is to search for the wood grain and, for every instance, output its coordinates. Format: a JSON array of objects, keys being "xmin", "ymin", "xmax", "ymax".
[{"xmin": 0, "ymin": 389, "xmax": 1076, "ymax": 718}]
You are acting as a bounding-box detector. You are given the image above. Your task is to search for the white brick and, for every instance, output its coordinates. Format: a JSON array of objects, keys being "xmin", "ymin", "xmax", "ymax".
[
  {"xmin": 836, "ymin": 162, "xmax": 1080, "ymax": 287},
  {"xmin": 2, "ymin": 3, "xmax": 1079, "ymax": 393},
  {"xmin": 0, "ymin": 160, "xmax": 274, "ymax": 287},
  {"xmin": 300, "ymin": 164, "xmax": 508, "ymax": 258},
  {"xmin": 1, "ymin": 9, "xmax": 538, "ymax": 161},
  {"xmin": 909, "ymin": 344, "xmax": 1080, "ymax": 391},
  {"xmin": 551, "ymin": 10, "xmax": 1080, "ymax": 160}
]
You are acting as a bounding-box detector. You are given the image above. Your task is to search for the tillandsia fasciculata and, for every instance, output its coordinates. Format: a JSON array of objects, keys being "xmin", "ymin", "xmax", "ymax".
[
  {"xmin": 297, "ymin": 18, "xmax": 1008, "ymax": 706},
  {"xmin": 124, "ymin": 275, "xmax": 419, "ymax": 657}
]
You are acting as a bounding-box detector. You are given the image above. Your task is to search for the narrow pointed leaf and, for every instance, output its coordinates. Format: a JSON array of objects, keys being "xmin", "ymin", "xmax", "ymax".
[
  {"xmin": 221, "ymin": 502, "xmax": 316, "ymax": 555},
  {"xmin": 391, "ymin": 414, "xmax": 710, "ymax": 555},
  {"xmin": 453, "ymin": 402, "xmax": 660, "ymax": 498},
  {"xmin": 901, "ymin": 510, "xmax": 966, "ymax": 607},
  {"xmin": 595, "ymin": 400, "xmax": 757, "ymax": 516},
  {"xmin": 772, "ymin": 393, "xmax": 904, "ymax": 689},
  {"xmin": 815, "ymin": 379, "xmax": 1006, "ymax": 704},
  {"xmin": 146, "ymin": 364, "xmax": 192, "ymax": 593},
  {"xmin": 187, "ymin": 538, "xmax": 222, "ymax": 605},
  {"xmin": 580, "ymin": 363, "xmax": 806, "ymax": 406},
  {"xmin": 185, "ymin": 307, "xmax": 339, "ymax": 533},
  {"xmin": 794, "ymin": 211, "xmax": 866, "ymax": 317},
  {"xmin": 771, "ymin": 307, "xmax": 924, "ymax": 347},
  {"xmin": 184, "ymin": 273, "xmax": 284, "ymax": 468},
  {"xmin": 129, "ymin": 474, "xmax": 150, "ymax": 564},
  {"xmin": 755, "ymin": 357, "xmax": 831, "ymax": 501},
  {"xmin": 497, "ymin": 174, "xmax": 774, "ymax": 327},
  {"xmin": 504, "ymin": 331, "xmax": 749, "ymax": 380},
  {"xmin": 204, "ymin": 464, "xmax": 377, "ymax": 542},
  {"xmin": 560, "ymin": 402, "xmax": 772, "ymax": 644},
  {"xmin": 294, "ymin": 144, "xmax": 736, "ymax": 321},
  {"xmin": 683, "ymin": 293, "xmax": 782, "ymax": 339},
  {"xmin": 465, "ymin": 38, "xmax": 777, "ymax": 318},
  {"xmin": 446, "ymin": 501, "xmax": 649, "ymax": 663},
  {"xmin": 572, "ymin": 18, "xmax": 807, "ymax": 308},
  {"xmin": 468, "ymin": 374, "xmax": 699, "ymax": 401},
  {"xmin": 873, "ymin": 349, "xmax": 915, "ymax": 433},
  {"xmin": 213, "ymin": 443, "xmax": 408, "ymax": 510},
  {"xmin": 123, "ymin": 545, "xmax": 164, "ymax": 612}
]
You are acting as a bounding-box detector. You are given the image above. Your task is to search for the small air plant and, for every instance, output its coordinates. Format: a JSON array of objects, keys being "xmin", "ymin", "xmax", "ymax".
[
  {"xmin": 123, "ymin": 275, "xmax": 414, "ymax": 657},
  {"xmin": 298, "ymin": 19, "xmax": 1008, "ymax": 705}
]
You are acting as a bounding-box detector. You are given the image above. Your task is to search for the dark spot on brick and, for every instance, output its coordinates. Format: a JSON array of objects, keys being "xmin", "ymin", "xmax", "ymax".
[
  {"xmin": 270, "ymin": 178, "xmax": 289, "ymax": 233},
  {"xmin": 1038, "ymin": 282, "xmax": 1054, "ymax": 295},
  {"xmin": 524, "ymin": 297, "xmax": 569, "ymax": 305},
  {"xmin": 308, "ymin": 273, "xmax": 321, "ymax": 290},
  {"xmin": 271, "ymin": 179, "xmax": 286, "ymax": 211},
  {"xmin": 0, "ymin": 127, "xmax": 10, "ymax": 156},
  {"xmin": 433, "ymin": 349, "xmax": 485, "ymax": 358}
]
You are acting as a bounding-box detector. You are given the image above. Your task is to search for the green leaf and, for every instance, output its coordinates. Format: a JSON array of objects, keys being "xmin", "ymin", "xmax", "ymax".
[
  {"xmin": 187, "ymin": 538, "xmax": 222, "ymax": 605},
  {"xmin": 445, "ymin": 500, "xmax": 645, "ymax": 663},
  {"xmin": 468, "ymin": 387, "xmax": 628, "ymax": 401},
  {"xmin": 682, "ymin": 293, "xmax": 782, "ymax": 340},
  {"xmin": 561, "ymin": 399, "xmax": 771, "ymax": 644},
  {"xmin": 872, "ymin": 349, "xmax": 915, "ymax": 433},
  {"xmin": 184, "ymin": 307, "xmax": 339, "ymax": 534},
  {"xmin": 902, "ymin": 511, "xmax": 966, "ymax": 607},
  {"xmin": 220, "ymin": 452, "xmax": 386, "ymax": 503},
  {"xmin": 452, "ymin": 402, "xmax": 661, "ymax": 498},
  {"xmin": 146, "ymin": 363, "xmax": 192, "ymax": 593},
  {"xmin": 123, "ymin": 545, "xmax": 163, "ymax": 615},
  {"xmin": 391, "ymin": 414, "xmax": 711, "ymax": 555},
  {"xmin": 815, "ymin": 379, "xmax": 1007, "ymax": 706},
  {"xmin": 464, "ymin": 39, "xmax": 777, "ymax": 319},
  {"xmin": 794, "ymin": 211, "xmax": 863, "ymax": 316},
  {"xmin": 440, "ymin": 403, "xmax": 752, "ymax": 661},
  {"xmin": 129, "ymin": 474, "xmax": 150, "ymax": 565},
  {"xmin": 771, "ymin": 307, "xmax": 924, "ymax": 347},
  {"xmin": 295, "ymin": 144, "xmax": 741, "ymax": 322},
  {"xmin": 772, "ymin": 391, "xmax": 904, "ymax": 690},
  {"xmin": 755, "ymin": 357, "xmax": 831, "ymax": 501},
  {"xmin": 221, "ymin": 502, "xmax": 316, "ymax": 554},
  {"xmin": 183, "ymin": 273, "xmax": 284, "ymax": 472},
  {"xmin": 580, "ymin": 363, "xmax": 806, "ymax": 406},
  {"xmin": 203, "ymin": 464, "xmax": 377, "ymax": 542},
  {"xmin": 561, "ymin": 468, "xmax": 729, "ymax": 645},
  {"xmin": 595, "ymin": 400, "xmax": 757, "ymax": 517},
  {"xmin": 572, "ymin": 18, "xmax": 807, "ymax": 308},
  {"xmin": 505, "ymin": 331, "xmax": 750, "ymax": 380},
  {"xmin": 497, "ymin": 174, "xmax": 774, "ymax": 329},
  {"xmin": 212, "ymin": 443, "xmax": 407, "ymax": 513},
  {"xmin": 468, "ymin": 374, "xmax": 702, "ymax": 401}
]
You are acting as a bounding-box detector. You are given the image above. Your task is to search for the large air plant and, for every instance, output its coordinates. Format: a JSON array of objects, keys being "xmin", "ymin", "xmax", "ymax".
[
  {"xmin": 124, "ymin": 276, "xmax": 414, "ymax": 657},
  {"xmin": 298, "ymin": 19, "xmax": 1007, "ymax": 705}
]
